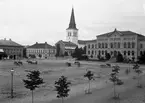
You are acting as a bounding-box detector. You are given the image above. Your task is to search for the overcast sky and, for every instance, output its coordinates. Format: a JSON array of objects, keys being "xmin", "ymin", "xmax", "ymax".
[{"xmin": 0, "ymin": 0, "xmax": 145, "ymax": 46}]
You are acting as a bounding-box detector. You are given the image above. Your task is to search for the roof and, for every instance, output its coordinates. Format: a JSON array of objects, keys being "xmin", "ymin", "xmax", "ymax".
[
  {"xmin": 28, "ymin": 42, "xmax": 55, "ymax": 49},
  {"xmin": 0, "ymin": 39, "xmax": 23, "ymax": 47},
  {"xmin": 66, "ymin": 8, "xmax": 78, "ymax": 30},
  {"xmin": 97, "ymin": 29, "xmax": 144, "ymax": 37},
  {"xmin": 78, "ymin": 39, "xmax": 96, "ymax": 44},
  {"xmin": 62, "ymin": 41, "xmax": 77, "ymax": 47}
]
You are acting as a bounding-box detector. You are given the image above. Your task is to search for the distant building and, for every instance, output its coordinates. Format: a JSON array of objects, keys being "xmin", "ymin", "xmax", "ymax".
[
  {"xmin": 86, "ymin": 29, "xmax": 145, "ymax": 61},
  {"xmin": 0, "ymin": 38, "xmax": 23, "ymax": 59},
  {"xmin": 26, "ymin": 42, "xmax": 56, "ymax": 59},
  {"xmin": 55, "ymin": 40, "xmax": 77, "ymax": 56},
  {"xmin": 85, "ymin": 39, "xmax": 97, "ymax": 59}
]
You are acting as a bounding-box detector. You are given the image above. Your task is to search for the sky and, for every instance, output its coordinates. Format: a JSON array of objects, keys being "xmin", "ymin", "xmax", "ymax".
[{"xmin": 0, "ymin": 0, "xmax": 145, "ymax": 46}]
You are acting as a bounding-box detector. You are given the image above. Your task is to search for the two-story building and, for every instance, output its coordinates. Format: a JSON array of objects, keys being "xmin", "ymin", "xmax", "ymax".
[
  {"xmin": 86, "ymin": 29, "xmax": 145, "ymax": 61},
  {"xmin": 0, "ymin": 38, "xmax": 23, "ymax": 59},
  {"xmin": 26, "ymin": 42, "xmax": 56, "ymax": 59}
]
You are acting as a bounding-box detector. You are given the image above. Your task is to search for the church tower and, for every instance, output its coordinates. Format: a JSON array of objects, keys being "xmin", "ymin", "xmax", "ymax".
[{"xmin": 66, "ymin": 8, "xmax": 78, "ymax": 45}]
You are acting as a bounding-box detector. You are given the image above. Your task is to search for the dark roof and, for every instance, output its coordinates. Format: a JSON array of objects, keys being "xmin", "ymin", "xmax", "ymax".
[
  {"xmin": 78, "ymin": 39, "xmax": 96, "ymax": 44},
  {"xmin": 62, "ymin": 41, "xmax": 77, "ymax": 47},
  {"xmin": 0, "ymin": 39, "xmax": 23, "ymax": 47},
  {"xmin": 28, "ymin": 42, "xmax": 55, "ymax": 49},
  {"xmin": 97, "ymin": 29, "xmax": 144, "ymax": 37},
  {"xmin": 66, "ymin": 8, "xmax": 78, "ymax": 30}
]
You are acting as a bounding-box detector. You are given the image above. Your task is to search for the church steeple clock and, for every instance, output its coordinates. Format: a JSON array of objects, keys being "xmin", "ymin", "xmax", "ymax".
[{"xmin": 66, "ymin": 8, "xmax": 78, "ymax": 44}]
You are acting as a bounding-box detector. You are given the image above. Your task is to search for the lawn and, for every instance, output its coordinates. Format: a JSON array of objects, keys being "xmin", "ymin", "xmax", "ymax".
[{"xmin": 0, "ymin": 59, "xmax": 144, "ymax": 103}]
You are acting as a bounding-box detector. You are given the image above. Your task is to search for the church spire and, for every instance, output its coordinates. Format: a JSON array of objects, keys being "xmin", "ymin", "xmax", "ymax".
[{"xmin": 67, "ymin": 8, "xmax": 78, "ymax": 30}]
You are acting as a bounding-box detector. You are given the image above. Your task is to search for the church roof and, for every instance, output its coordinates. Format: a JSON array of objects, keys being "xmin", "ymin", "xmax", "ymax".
[
  {"xmin": 97, "ymin": 29, "xmax": 144, "ymax": 37},
  {"xmin": 66, "ymin": 8, "xmax": 78, "ymax": 30},
  {"xmin": 28, "ymin": 42, "xmax": 55, "ymax": 49},
  {"xmin": 62, "ymin": 41, "xmax": 77, "ymax": 47},
  {"xmin": 78, "ymin": 39, "xmax": 96, "ymax": 44},
  {"xmin": 0, "ymin": 39, "xmax": 23, "ymax": 47}
]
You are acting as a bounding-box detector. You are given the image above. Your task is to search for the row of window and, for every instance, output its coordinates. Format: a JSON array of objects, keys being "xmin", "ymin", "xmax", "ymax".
[
  {"xmin": 68, "ymin": 32, "xmax": 77, "ymax": 37},
  {"xmin": 28, "ymin": 49, "xmax": 55, "ymax": 53},
  {"xmin": 95, "ymin": 42, "xmax": 136, "ymax": 49},
  {"xmin": 88, "ymin": 44, "xmax": 97, "ymax": 49},
  {"xmin": 88, "ymin": 50, "xmax": 135, "ymax": 56}
]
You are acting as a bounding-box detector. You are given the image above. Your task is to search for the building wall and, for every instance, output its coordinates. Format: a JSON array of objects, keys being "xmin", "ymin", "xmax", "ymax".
[
  {"xmin": 26, "ymin": 48, "xmax": 56, "ymax": 59},
  {"xmin": 66, "ymin": 29, "xmax": 78, "ymax": 45},
  {"xmin": 86, "ymin": 32, "xmax": 144, "ymax": 61},
  {"xmin": 0, "ymin": 46, "xmax": 23, "ymax": 59},
  {"xmin": 86, "ymin": 42, "xmax": 97, "ymax": 59}
]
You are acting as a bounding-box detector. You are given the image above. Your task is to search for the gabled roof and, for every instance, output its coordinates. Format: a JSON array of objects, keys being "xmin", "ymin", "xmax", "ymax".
[
  {"xmin": 28, "ymin": 42, "xmax": 55, "ymax": 49},
  {"xmin": 62, "ymin": 41, "xmax": 77, "ymax": 47},
  {"xmin": 78, "ymin": 39, "xmax": 96, "ymax": 44},
  {"xmin": 97, "ymin": 29, "xmax": 144, "ymax": 37},
  {"xmin": 0, "ymin": 39, "xmax": 23, "ymax": 47}
]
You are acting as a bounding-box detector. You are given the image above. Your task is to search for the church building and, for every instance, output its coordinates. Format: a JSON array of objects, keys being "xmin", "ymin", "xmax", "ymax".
[{"xmin": 55, "ymin": 8, "xmax": 95, "ymax": 56}]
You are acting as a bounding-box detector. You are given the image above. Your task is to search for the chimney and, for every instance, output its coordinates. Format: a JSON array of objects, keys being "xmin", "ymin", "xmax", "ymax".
[
  {"xmin": 9, "ymin": 38, "xmax": 11, "ymax": 41},
  {"xmin": 36, "ymin": 42, "xmax": 38, "ymax": 44},
  {"xmin": 4, "ymin": 38, "xmax": 6, "ymax": 40},
  {"xmin": 45, "ymin": 42, "xmax": 47, "ymax": 44}
]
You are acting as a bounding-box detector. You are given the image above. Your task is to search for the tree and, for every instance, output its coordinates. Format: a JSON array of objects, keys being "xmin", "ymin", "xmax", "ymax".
[
  {"xmin": 105, "ymin": 52, "xmax": 111, "ymax": 60},
  {"xmin": 116, "ymin": 52, "xmax": 124, "ymax": 62},
  {"xmin": 133, "ymin": 64, "xmax": 143, "ymax": 88},
  {"xmin": 138, "ymin": 52, "xmax": 145, "ymax": 64},
  {"xmin": 64, "ymin": 51, "xmax": 68, "ymax": 56},
  {"xmin": 23, "ymin": 70, "xmax": 44, "ymax": 103},
  {"xmin": 38, "ymin": 54, "xmax": 42, "ymax": 58},
  {"xmin": 84, "ymin": 70, "xmax": 94, "ymax": 94},
  {"xmin": 55, "ymin": 76, "xmax": 71, "ymax": 103},
  {"xmin": 109, "ymin": 65, "xmax": 123, "ymax": 99},
  {"xmin": 56, "ymin": 44, "xmax": 61, "ymax": 57}
]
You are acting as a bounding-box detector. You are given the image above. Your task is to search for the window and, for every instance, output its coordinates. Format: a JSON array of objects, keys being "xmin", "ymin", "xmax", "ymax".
[
  {"xmin": 95, "ymin": 44, "xmax": 97, "ymax": 48},
  {"xmin": 128, "ymin": 51, "xmax": 130, "ymax": 56},
  {"xmin": 110, "ymin": 43, "xmax": 113, "ymax": 48},
  {"xmin": 124, "ymin": 42, "xmax": 126, "ymax": 48},
  {"xmin": 98, "ymin": 43, "xmax": 101, "ymax": 48},
  {"xmin": 98, "ymin": 50, "xmax": 101, "ymax": 54},
  {"xmin": 132, "ymin": 51, "xmax": 134, "ymax": 56},
  {"xmin": 128, "ymin": 42, "xmax": 130, "ymax": 48},
  {"xmin": 102, "ymin": 51, "xmax": 104, "ymax": 55},
  {"xmin": 114, "ymin": 42, "xmax": 116, "ymax": 48},
  {"xmin": 140, "ymin": 44, "xmax": 143, "ymax": 48},
  {"xmin": 92, "ymin": 51, "xmax": 94, "ymax": 55},
  {"xmin": 118, "ymin": 42, "xmax": 120, "ymax": 48},
  {"xmin": 88, "ymin": 50, "xmax": 90, "ymax": 55},
  {"xmin": 105, "ymin": 43, "xmax": 107, "ymax": 48},
  {"xmin": 88, "ymin": 44, "xmax": 90, "ymax": 49},
  {"xmin": 92, "ymin": 44, "xmax": 94, "ymax": 48},
  {"xmin": 124, "ymin": 51, "xmax": 126, "ymax": 55},
  {"xmin": 132, "ymin": 42, "xmax": 135, "ymax": 48}
]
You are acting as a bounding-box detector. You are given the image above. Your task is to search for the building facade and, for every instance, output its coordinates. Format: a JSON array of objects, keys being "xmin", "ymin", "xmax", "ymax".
[
  {"xmin": 26, "ymin": 42, "xmax": 56, "ymax": 59},
  {"xmin": 55, "ymin": 40, "xmax": 77, "ymax": 56},
  {"xmin": 0, "ymin": 38, "xmax": 23, "ymax": 59},
  {"xmin": 86, "ymin": 29, "xmax": 145, "ymax": 61}
]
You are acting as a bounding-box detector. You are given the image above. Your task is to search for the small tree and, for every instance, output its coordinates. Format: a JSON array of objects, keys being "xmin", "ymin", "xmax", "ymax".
[
  {"xmin": 38, "ymin": 54, "xmax": 42, "ymax": 58},
  {"xmin": 105, "ymin": 52, "xmax": 111, "ymax": 60},
  {"xmin": 23, "ymin": 70, "xmax": 44, "ymax": 103},
  {"xmin": 55, "ymin": 76, "xmax": 71, "ymax": 103},
  {"xmin": 84, "ymin": 70, "xmax": 94, "ymax": 94},
  {"xmin": 109, "ymin": 65, "xmax": 123, "ymax": 99},
  {"xmin": 116, "ymin": 52, "xmax": 124, "ymax": 62},
  {"xmin": 133, "ymin": 64, "xmax": 143, "ymax": 87}
]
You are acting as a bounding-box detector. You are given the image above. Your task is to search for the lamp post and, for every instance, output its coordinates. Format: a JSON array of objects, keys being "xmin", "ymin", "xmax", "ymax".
[{"xmin": 11, "ymin": 68, "xmax": 14, "ymax": 98}]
